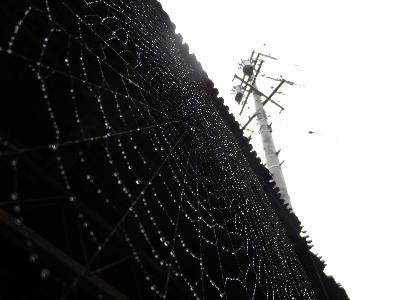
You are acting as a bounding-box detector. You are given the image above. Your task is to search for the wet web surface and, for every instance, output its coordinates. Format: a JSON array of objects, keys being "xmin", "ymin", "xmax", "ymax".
[{"xmin": 0, "ymin": 1, "xmax": 315, "ymax": 299}]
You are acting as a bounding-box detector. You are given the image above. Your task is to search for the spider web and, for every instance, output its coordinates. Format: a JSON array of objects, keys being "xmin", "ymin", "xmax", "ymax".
[{"xmin": 0, "ymin": 0, "xmax": 316, "ymax": 299}]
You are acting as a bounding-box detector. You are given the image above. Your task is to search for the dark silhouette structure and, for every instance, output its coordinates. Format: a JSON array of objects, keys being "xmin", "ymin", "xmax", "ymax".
[{"xmin": 0, "ymin": 0, "xmax": 348, "ymax": 299}]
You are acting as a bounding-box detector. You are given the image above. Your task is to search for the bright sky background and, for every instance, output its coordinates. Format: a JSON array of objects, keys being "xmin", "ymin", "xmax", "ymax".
[{"xmin": 158, "ymin": 1, "xmax": 400, "ymax": 299}]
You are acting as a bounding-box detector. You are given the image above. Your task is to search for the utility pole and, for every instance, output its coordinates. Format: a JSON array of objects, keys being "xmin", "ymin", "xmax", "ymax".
[{"xmin": 233, "ymin": 51, "xmax": 292, "ymax": 209}]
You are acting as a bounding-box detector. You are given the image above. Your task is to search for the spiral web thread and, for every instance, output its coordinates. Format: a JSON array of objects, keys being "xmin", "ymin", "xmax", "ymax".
[{"xmin": 0, "ymin": 0, "xmax": 316, "ymax": 299}]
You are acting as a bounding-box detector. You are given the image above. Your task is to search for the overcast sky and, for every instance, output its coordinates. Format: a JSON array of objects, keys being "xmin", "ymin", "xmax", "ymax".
[{"xmin": 158, "ymin": 0, "xmax": 400, "ymax": 299}]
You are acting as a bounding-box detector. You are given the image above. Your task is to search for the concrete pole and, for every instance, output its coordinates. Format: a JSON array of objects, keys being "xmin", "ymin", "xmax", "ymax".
[{"xmin": 252, "ymin": 83, "xmax": 292, "ymax": 209}]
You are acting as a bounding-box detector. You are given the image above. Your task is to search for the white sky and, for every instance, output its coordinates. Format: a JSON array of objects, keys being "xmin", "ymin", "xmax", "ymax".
[{"xmin": 158, "ymin": 1, "xmax": 400, "ymax": 299}]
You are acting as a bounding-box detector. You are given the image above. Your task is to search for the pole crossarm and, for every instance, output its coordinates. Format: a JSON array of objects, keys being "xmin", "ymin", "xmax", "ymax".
[
  {"xmin": 261, "ymin": 80, "xmax": 286, "ymax": 107},
  {"xmin": 258, "ymin": 53, "xmax": 278, "ymax": 60},
  {"xmin": 241, "ymin": 79, "xmax": 286, "ymax": 131},
  {"xmin": 0, "ymin": 208, "xmax": 130, "ymax": 300},
  {"xmin": 263, "ymin": 75, "xmax": 297, "ymax": 86},
  {"xmin": 238, "ymin": 79, "xmax": 252, "ymax": 115}
]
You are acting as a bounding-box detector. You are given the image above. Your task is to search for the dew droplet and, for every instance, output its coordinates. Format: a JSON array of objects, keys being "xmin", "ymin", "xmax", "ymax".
[
  {"xmin": 29, "ymin": 253, "xmax": 38, "ymax": 263},
  {"xmin": 40, "ymin": 268, "xmax": 50, "ymax": 279}
]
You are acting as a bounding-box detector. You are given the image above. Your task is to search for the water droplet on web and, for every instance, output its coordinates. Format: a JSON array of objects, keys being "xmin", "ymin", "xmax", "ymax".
[
  {"xmin": 40, "ymin": 268, "xmax": 50, "ymax": 279},
  {"xmin": 15, "ymin": 218, "xmax": 23, "ymax": 225},
  {"xmin": 29, "ymin": 253, "xmax": 38, "ymax": 263},
  {"xmin": 136, "ymin": 179, "xmax": 141, "ymax": 185}
]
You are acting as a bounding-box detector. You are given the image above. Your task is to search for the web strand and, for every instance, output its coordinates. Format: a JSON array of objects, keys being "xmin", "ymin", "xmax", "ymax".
[{"xmin": 0, "ymin": 0, "xmax": 317, "ymax": 299}]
